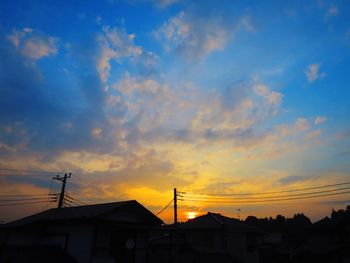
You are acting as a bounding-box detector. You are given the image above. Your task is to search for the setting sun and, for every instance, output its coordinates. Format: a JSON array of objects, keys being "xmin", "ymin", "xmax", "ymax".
[
  {"xmin": 0, "ymin": 0, "xmax": 349, "ymax": 227},
  {"xmin": 186, "ymin": 212, "xmax": 197, "ymax": 220}
]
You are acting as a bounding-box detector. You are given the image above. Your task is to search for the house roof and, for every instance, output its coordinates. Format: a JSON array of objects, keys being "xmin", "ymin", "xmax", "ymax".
[
  {"xmin": 313, "ymin": 216, "xmax": 333, "ymax": 228},
  {"xmin": 6, "ymin": 200, "xmax": 163, "ymax": 227},
  {"xmin": 179, "ymin": 212, "xmax": 260, "ymax": 233}
]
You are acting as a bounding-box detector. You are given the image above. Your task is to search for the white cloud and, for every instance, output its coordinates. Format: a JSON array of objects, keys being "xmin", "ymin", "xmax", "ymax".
[
  {"xmin": 91, "ymin": 127, "xmax": 103, "ymax": 139},
  {"xmin": 295, "ymin": 118, "xmax": 310, "ymax": 132},
  {"xmin": 315, "ymin": 116, "xmax": 327, "ymax": 125},
  {"xmin": 114, "ymin": 74, "xmax": 167, "ymax": 97},
  {"xmin": 154, "ymin": 12, "xmax": 194, "ymax": 50},
  {"xmin": 22, "ymin": 39, "xmax": 57, "ymax": 59},
  {"xmin": 154, "ymin": 0, "xmax": 180, "ymax": 8},
  {"xmin": 306, "ymin": 129, "xmax": 321, "ymax": 140},
  {"xmin": 97, "ymin": 26, "xmax": 143, "ymax": 83},
  {"xmin": 7, "ymin": 28, "xmax": 58, "ymax": 60},
  {"xmin": 254, "ymin": 84, "xmax": 283, "ymax": 110},
  {"xmin": 185, "ymin": 81, "xmax": 283, "ymax": 140},
  {"xmin": 237, "ymin": 16, "xmax": 255, "ymax": 32},
  {"xmin": 274, "ymin": 118, "xmax": 310, "ymax": 139},
  {"xmin": 154, "ymin": 12, "xmax": 253, "ymax": 59},
  {"xmin": 113, "ymin": 74, "xmax": 193, "ymax": 133},
  {"xmin": 111, "ymin": 75, "xmax": 284, "ymax": 146},
  {"xmin": 121, "ymin": 0, "xmax": 180, "ymax": 9},
  {"xmin": 305, "ymin": 63, "xmax": 325, "ymax": 83}
]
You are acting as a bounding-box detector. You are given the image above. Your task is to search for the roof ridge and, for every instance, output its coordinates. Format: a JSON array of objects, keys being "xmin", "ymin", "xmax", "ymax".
[
  {"xmin": 6, "ymin": 200, "xmax": 155, "ymax": 227},
  {"xmin": 208, "ymin": 212, "xmax": 224, "ymax": 225}
]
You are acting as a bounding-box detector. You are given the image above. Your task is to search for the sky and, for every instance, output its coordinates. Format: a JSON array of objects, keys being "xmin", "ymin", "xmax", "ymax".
[{"xmin": 0, "ymin": 0, "xmax": 350, "ymax": 223}]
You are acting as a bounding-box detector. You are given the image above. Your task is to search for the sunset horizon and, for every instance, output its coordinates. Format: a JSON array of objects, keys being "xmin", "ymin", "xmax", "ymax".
[{"xmin": 1, "ymin": 0, "xmax": 350, "ymax": 225}]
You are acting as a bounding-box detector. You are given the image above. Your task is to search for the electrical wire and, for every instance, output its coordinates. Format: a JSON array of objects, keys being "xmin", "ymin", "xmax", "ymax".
[
  {"xmin": 63, "ymin": 198, "xmax": 81, "ymax": 206},
  {"xmin": 0, "ymin": 193, "xmax": 52, "ymax": 198},
  {"xmin": 69, "ymin": 174, "xmax": 119, "ymax": 201},
  {"xmin": 45, "ymin": 178, "xmax": 56, "ymax": 209},
  {"xmin": 0, "ymin": 174, "xmax": 55, "ymax": 179},
  {"xmin": 65, "ymin": 193, "xmax": 86, "ymax": 204},
  {"xmin": 62, "ymin": 202, "xmax": 73, "ymax": 208},
  {"xmin": 181, "ymin": 186, "xmax": 350, "ymax": 200},
  {"xmin": 0, "ymin": 197, "xmax": 57, "ymax": 202},
  {"xmin": 63, "ymin": 198, "xmax": 76, "ymax": 205},
  {"xmin": 67, "ymin": 181, "xmax": 82, "ymax": 190},
  {"xmin": 0, "ymin": 200, "xmax": 57, "ymax": 206},
  {"xmin": 65, "ymin": 193, "xmax": 87, "ymax": 205},
  {"xmin": 71, "ymin": 174, "xmax": 106, "ymax": 195},
  {"xmin": 182, "ymin": 181, "xmax": 350, "ymax": 196},
  {"xmin": 66, "ymin": 174, "xmax": 109, "ymax": 200},
  {"xmin": 181, "ymin": 190, "xmax": 350, "ymax": 204},
  {"xmin": 0, "ymin": 168, "xmax": 61, "ymax": 174},
  {"xmin": 156, "ymin": 199, "xmax": 174, "ymax": 215}
]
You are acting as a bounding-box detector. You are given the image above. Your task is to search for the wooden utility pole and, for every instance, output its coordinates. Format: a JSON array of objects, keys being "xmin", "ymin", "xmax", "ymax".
[
  {"xmin": 53, "ymin": 173, "xmax": 71, "ymax": 208},
  {"xmin": 174, "ymin": 188, "xmax": 177, "ymax": 224}
]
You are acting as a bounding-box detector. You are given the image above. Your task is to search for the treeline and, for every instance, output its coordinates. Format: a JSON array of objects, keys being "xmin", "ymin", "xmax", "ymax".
[
  {"xmin": 329, "ymin": 205, "xmax": 350, "ymax": 225},
  {"xmin": 245, "ymin": 205, "xmax": 350, "ymax": 232}
]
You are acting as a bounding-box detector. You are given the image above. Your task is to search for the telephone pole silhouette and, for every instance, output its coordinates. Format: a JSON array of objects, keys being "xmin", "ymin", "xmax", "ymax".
[
  {"xmin": 53, "ymin": 173, "xmax": 71, "ymax": 208},
  {"xmin": 236, "ymin": 208, "xmax": 241, "ymax": 220},
  {"xmin": 174, "ymin": 188, "xmax": 177, "ymax": 224}
]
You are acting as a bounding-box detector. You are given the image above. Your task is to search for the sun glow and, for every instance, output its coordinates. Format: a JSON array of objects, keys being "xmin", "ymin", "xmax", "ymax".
[{"xmin": 186, "ymin": 211, "xmax": 197, "ymax": 220}]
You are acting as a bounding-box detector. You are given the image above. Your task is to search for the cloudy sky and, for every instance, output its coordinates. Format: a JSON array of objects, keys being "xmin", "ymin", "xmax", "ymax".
[{"xmin": 0, "ymin": 0, "xmax": 350, "ymax": 222}]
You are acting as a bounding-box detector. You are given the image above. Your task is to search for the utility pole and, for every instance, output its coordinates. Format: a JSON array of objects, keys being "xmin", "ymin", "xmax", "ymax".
[
  {"xmin": 53, "ymin": 173, "xmax": 71, "ymax": 208},
  {"xmin": 172, "ymin": 188, "xmax": 178, "ymax": 263},
  {"xmin": 174, "ymin": 188, "xmax": 177, "ymax": 224}
]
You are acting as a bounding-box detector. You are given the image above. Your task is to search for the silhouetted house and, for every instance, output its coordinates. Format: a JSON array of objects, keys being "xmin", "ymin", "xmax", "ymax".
[
  {"xmin": 306, "ymin": 216, "xmax": 350, "ymax": 263},
  {"xmin": 148, "ymin": 212, "xmax": 262, "ymax": 263},
  {"xmin": 2, "ymin": 200, "xmax": 163, "ymax": 263},
  {"xmin": 0, "ymin": 223, "xmax": 5, "ymax": 250}
]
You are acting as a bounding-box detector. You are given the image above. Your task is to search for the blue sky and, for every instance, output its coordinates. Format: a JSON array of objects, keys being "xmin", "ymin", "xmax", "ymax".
[{"xmin": 0, "ymin": 0, "xmax": 350, "ymax": 222}]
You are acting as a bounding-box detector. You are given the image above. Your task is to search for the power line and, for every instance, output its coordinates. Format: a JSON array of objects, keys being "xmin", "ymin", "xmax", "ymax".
[
  {"xmin": 63, "ymin": 198, "xmax": 78, "ymax": 206},
  {"xmin": 64, "ymin": 197, "xmax": 84, "ymax": 206},
  {"xmin": 0, "ymin": 197, "xmax": 57, "ymax": 202},
  {"xmin": 71, "ymin": 174, "xmax": 105, "ymax": 195},
  {"xmin": 67, "ymin": 181, "xmax": 82, "ymax": 190},
  {"xmin": 156, "ymin": 199, "xmax": 174, "ymax": 216},
  {"xmin": 70, "ymin": 174, "xmax": 120, "ymax": 201},
  {"xmin": 0, "ymin": 168, "xmax": 61, "ymax": 174},
  {"xmin": 182, "ymin": 181, "xmax": 350, "ymax": 196},
  {"xmin": 46, "ymin": 177, "xmax": 56, "ymax": 210},
  {"xmin": 0, "ymin": 200, "xmax": 57, "ymax": 206},
  {"xmin": 62, "ymin": 201, "xmax": 73, "ymax": 208},
  {"xmin": 65, "ymin": 193, "xmax": 88, "ymax": 205},
  {"xmin": 65, "ymin": 193, "xmax": 87, "ymax": 203},
  {"xmin": 181, "ymin": 186, "xmax": 350, "ymax": 200},
  {"xmin": 0, "ymin": 174, "xmax": 48, "ymax": 177},
  {"xmin": 55, "ymin": 173, "xmax": 117, "ymax": 202},
  {"xmin": 0, "ymin": 193, "xmax": 54, "ymax": 198},
  {"xmin": 181, "ymin": 190, "xmax": 350, "ymax": 204},
  {"xmin": 71, "ymin": 174, "xmax": 96, "ymax": 188}
]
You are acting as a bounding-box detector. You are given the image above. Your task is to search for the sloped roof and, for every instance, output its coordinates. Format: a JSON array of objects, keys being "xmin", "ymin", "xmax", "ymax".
[
  {"xmin": 7, "ymin": 200, "xmax": 163, "ymax": 227},
  {"xmin": 179, "ymin": 212, "xmax": 260, "ymax": 233},
  {"xmin": 313, "ymin": 216, "xmax": 333, "ymax": 228}
]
